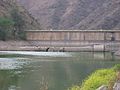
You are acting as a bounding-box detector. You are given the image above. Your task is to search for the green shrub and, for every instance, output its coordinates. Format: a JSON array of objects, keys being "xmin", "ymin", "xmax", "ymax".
[
  {"xmin": 69, "ymin": 64, "xmax": 120, "ymax": 90},
  {"xmin": 11, "ymin": 8, "xmax": 26, "ymax": 40},
  {"xmin": 80, "ymin": 69, "xmax": 116, "ymax": 90},
  {"xmin": 0, "ymin": 17, "xmax": 14, "ymax": 40},
  {"xmin": 68, "ymin": 86, "xmax": 81, "ymax": 90},
  {"xmin": 0, "ymin": 17, "xmax": 14, "ymax": 27},
  {"xmin": 113, "ymin": 64, "xmax": 120, "ymax": 71},
  {"xmin": 0, "ymin": 15, "xmax": 26, "ymax": 40}
]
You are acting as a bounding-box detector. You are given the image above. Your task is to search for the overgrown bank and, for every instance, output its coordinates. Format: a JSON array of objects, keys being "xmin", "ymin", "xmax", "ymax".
[{"xmin": 69, "ymin": 64, "xmax": 120, "ymax": 90}]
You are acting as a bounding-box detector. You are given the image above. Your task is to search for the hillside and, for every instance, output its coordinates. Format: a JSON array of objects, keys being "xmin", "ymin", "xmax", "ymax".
[
  {"xmin": 17, "ymin": 0, "xmax": 120, "ymax": 30},
  {"xmin": 0, "ymin": 0, "xmax": 41, "ymax": 30}
]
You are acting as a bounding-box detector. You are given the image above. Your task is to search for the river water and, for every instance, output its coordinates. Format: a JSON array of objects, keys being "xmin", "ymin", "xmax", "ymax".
[{"xmin": 0, "ymin": 51, "xmax": 120, "ymax": 90}]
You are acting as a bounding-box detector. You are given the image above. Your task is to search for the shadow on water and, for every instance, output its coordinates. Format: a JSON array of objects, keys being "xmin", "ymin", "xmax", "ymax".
[
  {"xmin": 0, "ymin": 51, "xmax": 120, "ymax": 90},
  {"xmin": 0, "ymin": 70, "xmax": 23, "ymax": 90}
]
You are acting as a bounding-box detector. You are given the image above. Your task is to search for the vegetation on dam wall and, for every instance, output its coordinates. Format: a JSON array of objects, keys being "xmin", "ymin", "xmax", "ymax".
[{"xmin": 69, "ymin": 64, "xmax": 120, "ymax": 90}]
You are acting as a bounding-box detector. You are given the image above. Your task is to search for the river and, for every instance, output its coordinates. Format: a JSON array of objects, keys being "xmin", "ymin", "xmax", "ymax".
[{"xmin": 0, "ymin": 51, "xmax": 120, "ymax": 90}]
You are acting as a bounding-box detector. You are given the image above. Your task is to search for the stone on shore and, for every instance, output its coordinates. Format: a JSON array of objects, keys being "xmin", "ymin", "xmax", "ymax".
[{"xmin": 115, "ymin": 50, "xmax": 120, "ymax": 56}]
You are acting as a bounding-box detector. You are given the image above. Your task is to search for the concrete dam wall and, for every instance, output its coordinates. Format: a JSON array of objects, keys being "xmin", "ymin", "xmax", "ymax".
[
  {"xmin": 24, "ymin": 30, "xmax": 120, "ymax": 52},
  {"xmin": 26, "ymin": 30, "xmax": 120, "ymax": 41}
]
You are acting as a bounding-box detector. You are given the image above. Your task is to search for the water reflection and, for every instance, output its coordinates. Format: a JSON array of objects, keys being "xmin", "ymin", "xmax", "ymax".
[
  {"xmin": 0, "ymin": 58, "xmax": 28, "ymax": 90},
  {"xmin": 0, "ymin": 70, "xmax": 22, "ymax": 90},
  {"xmin": 93, "ymin": 52, "xmax": 116, "ymax": 60},
  {"xmin": 0, "ymin": 52, "xmax": 119, "ymax": 90},
  {"xmin": 0, "ymin": 58, "xmax": 27, "ymax": 70}
]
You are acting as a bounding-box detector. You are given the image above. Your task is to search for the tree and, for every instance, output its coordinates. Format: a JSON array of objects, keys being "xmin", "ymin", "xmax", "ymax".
[
  {"xmin": 0, "ymin": 17, "xmax": 14, "ymax": 41},
  {"xmin": 11, "ymin": 8, "xmax": 26, "ymax": 40}
]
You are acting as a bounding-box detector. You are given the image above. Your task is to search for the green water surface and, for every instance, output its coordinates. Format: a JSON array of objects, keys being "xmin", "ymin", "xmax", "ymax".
[{"xmin": 0, "ymin": 51, "xmax": 119, "ymax": 90}]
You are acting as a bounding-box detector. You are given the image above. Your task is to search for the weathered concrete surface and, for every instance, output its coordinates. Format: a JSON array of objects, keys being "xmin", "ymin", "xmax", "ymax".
[
  {"xmin": 26, "ymin": 30, "xmax": 120, "ymax": 41},
  {"xmin": 0, "ymin": 41, "xmax": 120, "ymax": 52},
  {"xmin": 0, "ymin": 41, "xmax": 40, "ymax": 51}
]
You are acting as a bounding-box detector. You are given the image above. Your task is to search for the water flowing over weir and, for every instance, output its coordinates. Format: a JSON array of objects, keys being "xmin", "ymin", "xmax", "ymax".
[
  {"xmin": 0, "ymin": 51, "xmax": 71, "ymax": 57},
  {"xmin": 0, "ymin": 51, "xmax": 120, "ymax": 90}
]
